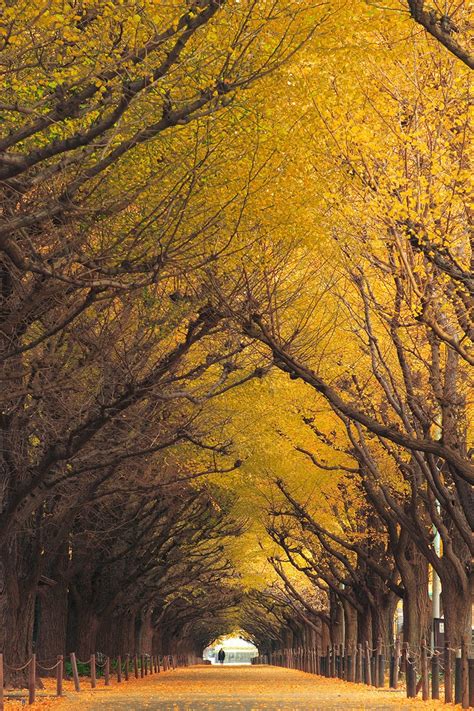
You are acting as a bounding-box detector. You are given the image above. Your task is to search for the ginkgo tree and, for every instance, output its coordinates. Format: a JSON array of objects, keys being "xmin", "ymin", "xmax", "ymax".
[
  {"xmin": 0, "ymin": 0, "xmax": 332, "ymax": 683},
  {"xmin": 0, "ymin": 0, "xmax": 471, "ymax": 693},
  {"xmin": 230, "ymin": 3, "xmax": 472, "ymax": 665}
]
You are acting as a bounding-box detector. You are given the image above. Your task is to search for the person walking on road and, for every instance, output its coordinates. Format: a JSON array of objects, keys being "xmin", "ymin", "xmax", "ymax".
[{"xmin": 217, "ymin": 648, "xmax": 226, "ymax": 664}]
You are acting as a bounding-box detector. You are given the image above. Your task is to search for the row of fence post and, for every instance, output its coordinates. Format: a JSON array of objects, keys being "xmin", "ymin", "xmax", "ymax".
[
  {"xmin": 253, "ymin": 636, "xmax": 474, "ymax": 708},
  {"xmin": 0, "ymin": 650, "xmax": 191, "ymax": 708}
]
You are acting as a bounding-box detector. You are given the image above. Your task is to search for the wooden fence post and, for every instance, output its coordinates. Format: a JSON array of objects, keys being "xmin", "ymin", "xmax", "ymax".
[
  {"xmin": 370, "ymin": 653, "xmax": 376, "ymax": 687},
  {"xmin": 392, "ymin": 637, "xmax": 400, "ymax": 689},
  {"xmin": 90, "ymin": 654, "xmax": 96, "ymax": 689},
  {"xmin": 104, "ymin": 656, "xmax": 110, "ymax": 686},
  {"xmin": 349, "ymin": 643, "xmax": 355, "ymax": 682},
  {"xmin": 0, "ymin": 653, "xmax": 4, "ymax": 711},
  {"xmin": 461, "ymin": 637, "xmax": 469, "ymax": 709},
  {"xmin": 469, "ymin": 657, "xmax": 474, "ymax": 708},
  {"xmin": 431, "ymin": 652, "xmax": 439, "ymax": 699},
  {"xmin": 117, "ymin": 655, "xmax": 122, "ymax": 683},
  {"xmin": 28, "ymin": 654, "xmax": 36, "ymax": 705},
  {"xmin": 365, "ymin": 641, "xmax": 372, "ymax": 686},
  {"xmin": 444, "ymin": 640, "xmax": 453, "ymax": 703},
  {"xmin": 56, "ymin": 655, "xmax": 63, "ymax": 697},
  {"xmin": 346, "ymin": 644, "xmax": 352, "ymax": 681},
  {"xmin": 377, "ymin": 638, "xmax": 384, "ymax": 687},
  {"xmin": 357, "ymin": 643, "xmax": 363, "ymax": 683},
  {"xmin": 405, "ymin": 645, "xmax": 416, "ymax": 698},
  {"xmin": 70, "ymin": 652, "xmax": 81, "ymax": 691},
  {"xmin": 455, "ymin": 647, "xmax": 462, "ymax": 705},
  {"xmin": 373, "ymin": 639, "xmax": 380, "ymax": 687},
  {"xmin": 421, "ymin": 639, "xmax": 428, "ymax": 700}
]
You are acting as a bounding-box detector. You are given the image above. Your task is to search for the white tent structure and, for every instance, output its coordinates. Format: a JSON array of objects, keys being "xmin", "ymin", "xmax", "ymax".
[{"xmin": 203, "ymin": 635, "xmax": 258, "ymax": 665}]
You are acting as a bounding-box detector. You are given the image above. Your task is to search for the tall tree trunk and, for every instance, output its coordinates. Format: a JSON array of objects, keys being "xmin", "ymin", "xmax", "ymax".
[
  {"xmin": 35, "ymin": 582, "xmax": 68, "ymax": 673},
  {"xmin": 440, "ymin": 564, "xmax": 472, "ymax": 648},
  {"xmin": 36, "ymin": 541, "xmax": 69, "ymax": 673},
  {"xmin": 370, "ymin": 589, "xmax": 398, "ymax": 652},
  {"xmin": 342, "ymin": 600, "xmax": 358, "ymax": 653},
  {"xmin": 0, "ymin": 535, "xmax": 41, "ymax": 687},
  {"xmin": 137, "ymin": 608, "xmax": 154, "ymax": 655},
  {"xmin": 73, "ymin": 605, "xmax": 100, "ymax": 659},
  {"xmin": 396, "ymin": 541, "xmax": 430, "ymax": 648},
  {"xmin": 356, "ymin": 597, "xmax": 372, "ymax": 645},
  {"xmin": 329, "ymin": 590, "xmax": 344, "ymax": 645},
  {"xmin": 0, "ymin": 299, "xmax": 40, "ymax": 687}
]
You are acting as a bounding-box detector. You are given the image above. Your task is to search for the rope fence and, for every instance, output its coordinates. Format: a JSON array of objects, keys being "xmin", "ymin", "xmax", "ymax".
[
  {"xmin": 252, "ymin": 635, "xmax": 474, "ymax": 709},
  {"xmin": 0, "ymin": 649, "xmax": 194, "ymax": 709}
]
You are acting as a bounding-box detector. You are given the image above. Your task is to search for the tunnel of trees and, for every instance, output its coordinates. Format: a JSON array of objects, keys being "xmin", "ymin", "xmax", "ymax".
[{"xmin": 0, "ymin": 0, "xmax": 472, "ymax": 699}]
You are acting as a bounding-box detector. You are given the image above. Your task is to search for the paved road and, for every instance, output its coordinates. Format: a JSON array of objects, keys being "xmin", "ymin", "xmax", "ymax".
[{"xmin": 57, "ymin": 665, "xmax": 437, "ymax": 710}]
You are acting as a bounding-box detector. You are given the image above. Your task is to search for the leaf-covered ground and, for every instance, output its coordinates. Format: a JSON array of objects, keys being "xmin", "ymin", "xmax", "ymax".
[{"xmin": 5, "ymin": 664, "xmax": 448, "ymax": 710}]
